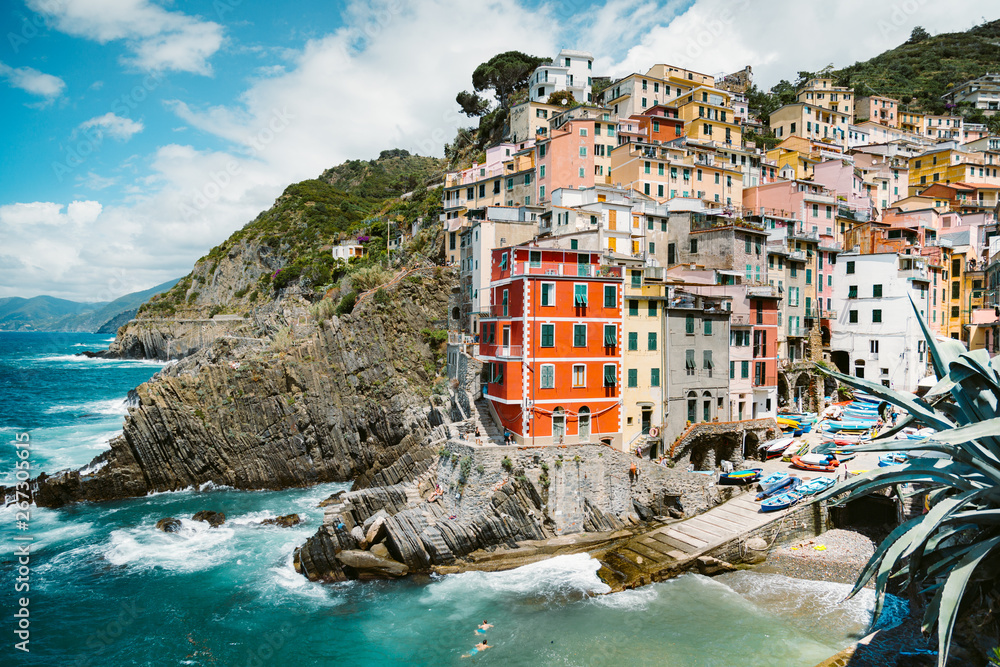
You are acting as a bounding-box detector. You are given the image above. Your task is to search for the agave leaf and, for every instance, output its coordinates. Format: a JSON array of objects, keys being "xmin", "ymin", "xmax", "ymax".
[
  {"xmin": 936, "ymin": 536, "xmax": 1000, "ymax": 667},
  {"xmin": 948, "ymin": 355, "xmax": 1000, "ymax": 419},
  {"xmin": 944, "ymin": 509, "xmax": 1000, "ymax": 525},
  {"xmin": 872, "ymin": 413, "xmax": 920, "ymax": 441},
  {"xmin": 846, "ymin": 438, "xmax": 1000, "ymax": 484},
  {"xmin": 900, "ymin": 489, "xmax": 982, "ymax": 563},
  {"xmin": 815, "ymin": 363, "xmax": 953, "ymax": 432},
  {"xmin": 870, "ymin": 518, "xmax": 928, "ymax": 625},
  {"xmin": 910, "ymin": 294, "xmax": 967, "ymax": 380},
  {"xmin": 811, "ymin": 460, "xmax": 981, "ymax": 506}
]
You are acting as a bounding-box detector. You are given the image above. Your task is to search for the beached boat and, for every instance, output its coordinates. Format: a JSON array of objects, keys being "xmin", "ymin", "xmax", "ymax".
[
  {"xmin": 760, "ymin": 489, "xmax": 803, "ymax": 512},
  {"xmin": 756, "ymin": 472, "xmax": 793, "ymax": 499},
  {"xmin": 782, "ymin": 440, "xmax": 809, "ymax": 462},
  {"xmin": 760, "ymin": 436, "xmax": 795, "ymax": 459},
  {"xmin": 718, "ymin": 468, "xmax": 763, "ymax": 485},
  {"xmin": 878, "ymin": 452, "xmax": 909, "ymax": 467},
  {"xmin": 823, "ymin": 419, "xmax": 878, "ymax": 432},
  {"xmin": 819, "ymin": 432, "xmax": 870, "ymax": 445},
  {"xmin": 791, "ymin": 453, "xmax": 841, "ymax": 473},
  {"xmin": 797, "ymin": 476, "xmax": 836, "ymax": 496}
]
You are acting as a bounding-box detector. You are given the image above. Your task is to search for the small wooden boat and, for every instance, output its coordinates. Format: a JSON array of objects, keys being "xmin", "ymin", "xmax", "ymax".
[
  {"xmin": 760, "ymin": 437, "xmax": 795, "ymax": 459},
  {"xmin": 782, "ymin": 440, "xmax": 809, "ymax": 462},
  {"xmin": 791, "ymin": 453, "xmax": 841, "ymax": 473},
  {"xmin": 756, "ymin": 472, "xmax": 793, "ymax": 499},
  {"xmin": 761, "ymin": 489, "xmax": 803, "ymax": 512},
  {"xmin": 820, "ymin": 433, "xmax": 869, "ymax": 445},
  {"xmin": 825, "ymin": 419, "xmax": 878, "ymax": 432},
  {"xmin": 831, "ymin": 450, "xmax": 857, "ymax": 462},
  {"xmin": 878, "ymin": 452, "xmax": 909, "ymax": 467},
  {"xmin": 797, "ymin": 476, "xmax": 836, "ymax": 496},
  {"xmin": 718, "ymin": 468, "xmax": 763, "ymax": 485}
]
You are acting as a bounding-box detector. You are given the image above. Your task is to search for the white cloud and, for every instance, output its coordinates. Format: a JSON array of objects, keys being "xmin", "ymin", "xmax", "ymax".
[
  {"xmin": 27, "ymin": 0, "xmax": 224, "ymax": 75},
  {"xmin": 79, "ymin": 112, "xmax": 145, "ymax": 141},
  {"xmin": 0, "ymin": 61, "xmax": 65, "ymax": 102},
  {"xmin": 603, "ymin": 0, "xmax": 987, "ymax": 89},
  {"xmin": 76, "ymin": 171, "xmax": 119, "ymax": 190}
]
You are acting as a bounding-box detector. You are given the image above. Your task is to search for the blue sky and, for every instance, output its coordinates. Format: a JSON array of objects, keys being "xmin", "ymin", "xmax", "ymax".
[{"xmin": 0, "ymin": 0, "xmax": 989, "ymax": 300}]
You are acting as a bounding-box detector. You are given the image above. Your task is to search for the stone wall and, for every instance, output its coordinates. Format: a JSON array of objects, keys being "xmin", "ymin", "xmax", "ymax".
[{"xmin": 668, "ymin": 418, "xmax": 778, "ymax": 469}]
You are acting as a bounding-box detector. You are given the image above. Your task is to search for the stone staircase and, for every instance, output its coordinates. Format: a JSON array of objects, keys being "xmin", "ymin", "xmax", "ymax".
[
  {"xmin": 420, "ymin": 524, "xmax": 456, "ymax": 564},
  {"xmin": 403, "ymin": 464, "xmax": 439, "ymax": 506},
  {"xmin": 470, "ymin": 396, "xmax": 503, "ymax": 444}
]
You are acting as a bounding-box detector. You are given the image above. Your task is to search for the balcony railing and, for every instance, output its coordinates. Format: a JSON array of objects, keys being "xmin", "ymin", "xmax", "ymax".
[
  {"xmin": 899, "ymin": 269, "xmax": 929, "ymax": 282},
  {"xmin": 787, "ymin": 327, "xmax": 810, "ymax": 337},
  {"xmin": 730, "ymin": 313, "xmax": 751, "ymax": 326},
  {"xmin": 746, "ymin": 285, "xmax": 779, "ymax": 298},
  {"xmin": 480, "ymin": 344, "xmax": 522, "ymax": 358},
  {"xmin": 508, "ymin": 261, "xmax": 624, "ymax": 279}
]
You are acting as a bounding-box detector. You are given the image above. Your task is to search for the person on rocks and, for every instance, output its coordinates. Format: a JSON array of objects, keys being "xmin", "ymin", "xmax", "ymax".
[
  {"xmin": 503, "ymin": 429, "xmax": 512, "ymax": 446},
  {"xmin": 463, "ymin": 639, "xmax": 490, "ymax": 657},
  {"xmin": 476, "ymin": 620, "xmax": 492, "ymax": 634},
  {"xmin": 474, "ymin": 426, "xmax": 482, "ymax": 446},
  {"xmin": 629, "ymin": 461, "xmax": 637, "ymax": 482}
]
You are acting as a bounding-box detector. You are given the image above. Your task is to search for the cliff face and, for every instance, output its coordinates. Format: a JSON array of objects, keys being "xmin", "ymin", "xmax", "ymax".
[{"xmin": 35, "ymin": 270, "xmax": 456, "ymax": 507}]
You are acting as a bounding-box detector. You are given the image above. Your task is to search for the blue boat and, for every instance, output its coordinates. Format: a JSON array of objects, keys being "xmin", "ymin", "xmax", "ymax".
[
  {"xmin": 797, "ymin": 476, "xmax": 836, "ymax": 496},
  {"xmin": 756, "ymin": 472, "xmax": 791, "ymax": 498},
  {"xmin": 824, "ymin": 419, "xmax": 878, "ymax": 432},
  {"xmin": 761, "ymin": 490, "xmax": 803, "ymax": 512},
  {"xmin": 718, "ymin": 468, "xmax": 763, "ymax": 485},
  {"xmin": 756, "ymin": 474, "xmax": 802, "ymax": 500},
  {"xmin": 878, "ymin": 452, "xmax": 909, "ymax": 467}
]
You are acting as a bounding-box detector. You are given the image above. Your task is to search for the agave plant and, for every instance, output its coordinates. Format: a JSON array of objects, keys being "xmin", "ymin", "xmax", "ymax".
[{"xmin": 814, "ymin": 297, "xmax": 1000, "ymax": 666}]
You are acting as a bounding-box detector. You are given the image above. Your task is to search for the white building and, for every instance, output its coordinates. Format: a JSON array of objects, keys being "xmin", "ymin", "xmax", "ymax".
[
  {"xmin": 529, "ymin": 49, "xmax": 594, "ymax": 104},
  {"xmin": 830, "ymin": 252, "xmax": 932, "ymax": 392},
  {"xmin": 947, "ymin": 73, "xmax": 1000, "ymax": 115}
]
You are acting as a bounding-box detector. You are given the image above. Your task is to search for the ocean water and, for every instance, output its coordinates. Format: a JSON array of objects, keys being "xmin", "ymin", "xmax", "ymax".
[{"xmin": 0, "ymin": 333, "xmax": 908, "ymax": 666}]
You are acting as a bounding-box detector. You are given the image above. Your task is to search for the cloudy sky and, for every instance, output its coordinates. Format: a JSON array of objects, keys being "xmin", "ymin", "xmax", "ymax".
[{"xmin": 0, "ymin": 0, "xmax": 991, "ymax": 301}]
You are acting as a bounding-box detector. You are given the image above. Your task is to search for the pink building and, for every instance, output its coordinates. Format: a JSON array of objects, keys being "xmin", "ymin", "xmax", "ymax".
[
  {"xmin": 535, "ymin": 117, "xmax": 598, "ymax": 204},
  {"xmin": 857, "ymin": 95, "xmax": 900, "ymax": 128}
]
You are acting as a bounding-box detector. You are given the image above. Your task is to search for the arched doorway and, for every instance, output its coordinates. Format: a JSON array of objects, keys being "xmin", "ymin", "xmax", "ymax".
[
  {"xmin": 702, "ymin": 391, "xmax": 713, "ymax": 422},
  {"xmin": 744, "ymin": 431, "xmax": 760, "ymax": 460},
  {"xmin": 777, "ymin": 374, "xmax": 789, "ymax": 407},
  {"xmin": 553, "ymin": 407, "xmax": 565, "ymax": 443},
  {"xmin": 824, "ymin": 375, "xmax": 838, "ymax": 401},
  {"xmin": 794, "ymin": 374, "xmax": 811, "ymax": 412},
  {"xmin": 578, "ymin": 406, "xmax": 591, "ymax": 443},
  {"xmin": 687, "ymin": 392, "xmax": 697, "ymax": 424}
]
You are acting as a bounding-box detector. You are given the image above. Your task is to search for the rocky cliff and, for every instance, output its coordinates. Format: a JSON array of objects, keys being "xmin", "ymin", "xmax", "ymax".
[{"xmin": 34, "ymin": 269, "xmax": 456, "ymax": 507}]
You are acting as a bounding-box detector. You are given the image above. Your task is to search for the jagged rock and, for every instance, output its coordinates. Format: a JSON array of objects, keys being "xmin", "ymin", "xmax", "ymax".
[
  {"xmin": 351, "ymin": 526, "xmax": 367, "ymax": 548},
  {"xmin": 261, "ymin": 513, "xmax": 301, "ymax": 527},
  {"xmin": 336, "ymin": 549, "xmax": 409, "ymax": 579},
  {"xmin": 369, "ymin": 543, "xmax": 390, "ymax": 559},
  {"xmin": 365, "ymin": 516, "xmax": 387, "ymax": 545},
  {"xmin": 192, "ymin": 511, "xmax": 226, "ymax": 527},
  {"xmin": 155, "ymin": 517, "xmax": 182, "ymax": 532},
  {"xmin": 696, "ymin": 556, "xmax": 736, "ymax": 576},
  {"xmin": 362, "ymin": 509, "xmax": 390, "ymax": 533},
  {"xmin": 295, "ymin": 525, "xmax": 359, "ymax": 582}
]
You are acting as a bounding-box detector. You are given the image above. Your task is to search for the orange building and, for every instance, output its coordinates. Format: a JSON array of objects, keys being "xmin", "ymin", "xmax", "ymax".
[{"xmin": 479, "ymin": 246, "xmax": 624, "ymax": 447}]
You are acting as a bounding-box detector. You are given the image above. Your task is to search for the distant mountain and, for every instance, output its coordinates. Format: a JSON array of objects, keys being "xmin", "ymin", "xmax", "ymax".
[{"xmin": 0, "ymin": 278, "xmax": 181, "ymax": 332}]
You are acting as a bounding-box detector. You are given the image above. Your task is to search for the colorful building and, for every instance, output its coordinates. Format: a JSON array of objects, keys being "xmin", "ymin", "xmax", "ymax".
[{"xmin": 480, "ymin": 246, "xmax": 624, "ymax": 447}]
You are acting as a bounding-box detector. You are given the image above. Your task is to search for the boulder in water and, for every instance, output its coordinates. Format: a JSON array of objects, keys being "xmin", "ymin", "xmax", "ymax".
[
  {"xmin": 335, "ymin": 549, "xmax": 408, "ymax": 579},
  {"xmin": 744, "ymin": 537, "xmax": 768, "ymax": 563},
  {"xmin": 696, "ymin": 556, "xmax": 735, "ymax": 576},
  {"xmin": 261, "ymin": 513, "xmax": 301, "ymax": 527},
  {"xmin": 192, "ymin": 511, "xmax": 226, "ymax": 527},
  {"xmin": 155, "ymin": 517, "xmax": 182, "ymax": 533}
]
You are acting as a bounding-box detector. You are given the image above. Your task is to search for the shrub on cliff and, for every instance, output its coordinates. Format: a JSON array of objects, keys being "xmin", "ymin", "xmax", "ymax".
[{"xmin": 336, "ymin": 290, "xmax": 358, "ymax": 315}]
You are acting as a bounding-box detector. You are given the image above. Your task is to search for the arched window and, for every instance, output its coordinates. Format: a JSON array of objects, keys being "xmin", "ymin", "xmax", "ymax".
[
  {"xmin": 578, "ymin": 406, "xmax": 591, "ymax": 442},
  {"xmin": 687, "ymin": 392, "xmax": 697, "ymax": 423},
  {"xmin": 702, "ymin": 391, "xmax": 713, "ymax": 422},
  {"xmin": 553, "ymin": 407, "xmax": 565, "ymax": 442}
]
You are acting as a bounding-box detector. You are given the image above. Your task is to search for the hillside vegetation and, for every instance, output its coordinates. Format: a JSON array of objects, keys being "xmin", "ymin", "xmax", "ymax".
[{"xmin": 140, "ymin": 150, "xmax": 446, "ymax": 318}]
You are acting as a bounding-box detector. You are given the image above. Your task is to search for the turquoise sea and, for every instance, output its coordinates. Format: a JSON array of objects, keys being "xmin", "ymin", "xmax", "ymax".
[{"xmin": 0, "ymin": 332, "xmax": 908, "ymax": 666}]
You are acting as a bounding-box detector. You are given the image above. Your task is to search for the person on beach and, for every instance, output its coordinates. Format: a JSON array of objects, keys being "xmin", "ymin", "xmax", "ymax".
[
  {"xmin": 503, "ymin": 429, "xmax": 512, "ymax": 445},
  {"xmin": 477, "ymin": 620, "xmax": 492, "ymax": 634},
  {"xmin": 463, "ymin": 639, "xmax": 490, "ymax": 657}
]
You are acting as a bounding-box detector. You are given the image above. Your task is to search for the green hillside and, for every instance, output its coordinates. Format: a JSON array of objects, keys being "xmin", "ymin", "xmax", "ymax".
[{"xmin": 833, "ymin": 19, "xmax": 1000, "ymax": 117}]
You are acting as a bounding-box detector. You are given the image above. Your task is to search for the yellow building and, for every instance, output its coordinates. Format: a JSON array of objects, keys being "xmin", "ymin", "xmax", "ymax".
[
  {"xmin": 907, "ymin": 147, "xmax": 1000, "ymax": 196},
  {"xmin": 898, "ymin": 111, "xmax": 924, "ymax": 135},
  {"xmin": 621, "ymin": 277, "xmax": 667, "ymax": 453},
  {"xmin": 609, "ymin": 142, "xmax": 743, "ymax": 206},
  {"xmin": 770, "ymin": 103, "xmax": 851, "ymax": 148},
  {"xmin": 676, "ymin": 86, "xmax": 742, "ymax": 146},
  {"xmin": 795, "ymin": 78, "xmax": 854, "ymax": 119}
]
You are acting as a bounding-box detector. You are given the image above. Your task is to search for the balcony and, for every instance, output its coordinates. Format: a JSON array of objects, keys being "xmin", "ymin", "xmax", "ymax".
[
  {"xmin": 508, "ymin": 261, "xmax": 624, "ymax": 279},
  {"xmin": 823, "ymin": 310, "xmax": 837, "ymax": 319},
  {"xmin": 480, "ymin": 344, "xmax": 522, "ymax": 358},
  {"xmin": 746, "ymin": 285, "xmax": 779, "ymax": 298},
  {"xmin": 730, "ymin": 313, "xmax": 751, "ymax": 326},
  {"xmin": 787, "ymin": 327, "xmax": 810, "ymax": 337},
  {"xmin": 899, "ymin": 269, "xmax": 930, "ymax": 282}
]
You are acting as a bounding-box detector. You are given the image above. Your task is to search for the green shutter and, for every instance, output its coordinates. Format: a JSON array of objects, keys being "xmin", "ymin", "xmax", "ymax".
[
  {"xmin": 604, "ymin": 325, "xmax": 617, "ymax": 346},
  {"xmin": 685, "ymin": 349, "xmax": 695, "ymax": 368},
  {"xmin": 704, "ymin": 350, "xmax": 713, "ymax": 369},
  {"xmin": 629, "ymin": 299, "xmax": 638, "ymax": 316},
  {"xmin": 604, "ymin": 365, "xmax": 616, "ymax": 386},
  {"xmin": 627, "ymin": 369, "xmax": 637, "ymax": 387},
  {"xmin": 575, "ymin": 284, "xmax": 588, "ymax": 306},
  {"xmin": 704, "ymin": 319, "xmax": 712, "ymax": 335},
  {"xmin": 650, "ymin": 368, "xmax": 660, "ymax": 387},
  {"xmin": 648, "ymin": 301, "xmax": 657, "ymax": 316},
  {"xmin": 574, "ymin": 324, "xmax": 586, "ymax": 347},
  {"xmin": 685, "ymin": 316, "xmax": 694, "ymax": 334},
  {"xmin": 648, "ymin": 332, "xmax": 657, "ymax": 350},
  {"xmin": 730, "ymin": 361, "xmax": 735, "ymax": 378},
  {"xmin": 604, "ymin": 285, "xmax": 615, "ymax": 307},
  {"xmin": 741, "ymin": 361, "xmax": 749, "ymax": 378},
  {"xmin": 542, "ymin": 324, "xmax": 554, "ymax": 347},
  {"xmin": 628, "ymin": 332, "xmax": 638, "ymax": 350}
]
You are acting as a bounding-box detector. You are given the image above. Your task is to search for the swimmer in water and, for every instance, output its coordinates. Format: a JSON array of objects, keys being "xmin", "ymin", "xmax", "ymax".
[
  {"xmin": 462, "ymin": 639, "xmax": 489, "ymax": 657},
  {"xmin": 476, "ymin": 620, "xmax": 493, "ymax": 634}
]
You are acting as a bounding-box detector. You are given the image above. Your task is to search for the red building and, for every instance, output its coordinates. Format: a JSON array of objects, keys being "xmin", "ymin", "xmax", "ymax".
[
  {"xmin": 748, "ymin": 289, "xmax": 780, "ymax": 415},
  {"xmin": 479, "ymin": 246, "xmax": 624, "ymax": 446}
]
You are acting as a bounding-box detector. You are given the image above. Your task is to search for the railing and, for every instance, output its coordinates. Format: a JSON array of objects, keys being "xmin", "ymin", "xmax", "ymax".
[
  {"xmin": 899, "ymin": 269, "xmax": 929, "ymax": 282},
  {"xmin": 508, "ymin": 262, "xmax": 623, "ymax": 279},
  {"xmin": 823, "ymin": 310, "xmax": 838, "ymax": 319},
  {"xmin": 480, "ymin": 344, "xmax": 522, "ymax": 358},
  {"xmin": 730, "ymin": 313, "xmax": 751, "ymax": 326},
  {"xmin": 789, "ymin": 229, "xmax": 821, "ymax": 242},
  {"xmin": 746, "ymin": 285, "xmax": 779, "ymax": 298},
  {"xmin": 479, "ymin": 305, "xmax": 510, "ymax": 318},
  {"xmin": 788, "ymin": 327, "xmax": 810, "ymax": 337}
]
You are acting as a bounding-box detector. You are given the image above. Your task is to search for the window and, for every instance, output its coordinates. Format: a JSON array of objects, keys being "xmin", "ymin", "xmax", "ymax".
[
  {"xmin": 730, "ymin": 361, "xmax": 735, "ymax": 379},
  {"xmin": 501, "ymin": 289, "xmax": 509, "ymax": 316},
  {"xmin": 649, "ymin": 242, "xmax": 655, "ymax": 254},
  {"xmin": 873, "ymin": 284, "xmax": 882, "ymax": 298},
  {"xmin": 848, "ymin": 285, "xmax": 857, "ymax": 298},
  {"xmin": 572, "ymin": 364, "xmax": 586, "ymax": 387},
  {"xmin": 741, "ymin": 360, "xmax": 749, "ymax": 378},
  {"xmin": 805, "ymin": 269, "xmax": 812, "ymax": 285},
  {"xmin": 603, "ymin": 364, "xmax": 617, "ymax": 387},
  {"xmin": 492, "ymin": 363, "xmax": 503, "ymax": 384},
  {"xmin": 873, "ymin": 309, "xmax": 882, "ymax": 323},
  {"xmin": 573, "ymin": 324, "xmax": 587, "ymax": 347},
  {"xmin": 529, "ymin": 250, "xmax": 541, "ymax": 267},
  {"xmin": 650, "ymin": 368, "xmax": 660, "ymax": 387},
  {"xmin": 579, "ymin": 146, "xmax": 587, "ymax": 157},
  {"xmin": 952, "ymin": 306, "xmax": 960, "ymax": 318},
  {"xmin": 627, "ymin": 368, "xmax": 637, "ymax": 388},
  {"xmin": 500, "ymin": 253, "xmax": 508, "ymax": 270},
  {"xmin": 690, "ymin": 238, "xmax": 698, "ymax": 253},
  {"xmin": 604, "ymin": 324, "xmax": 617, "ymax": 347},
  {"xmin": 648, "ymin": 332, "xmax": 657, "ymax": 350},
  {"xmin": 628, "ymin": 332, "xmax": 638, "ymax": 350},
  {"xmin": 574, "ymin": 284, "xmax": 588, "ymax": 306},
  {"xmin": 685, "ymin": 315, "xmax": 695, "ymax": 334},
  {"xmin": 541, "ymin": 282, "xmax": 555, "ymax": 306},
  {"xmin": 629, "ymin": 299, "xmax": 638, "ymax": 316},
  {"xmin": 541, "ymin": 324, "xmax": 555, "ymax": 347},
  {"xmin": 631, "ymin": 270, "xmax": 642, "ymax": 288},
  {"xmin": 849, "ymin": 310, "xmax": 858, "ymax": 323},
  {"xmin": 870, "ymin": 340, "xmax": 879, "ymax": 354},
  {"xmin": 685, "ymin": 349, "xmax": 696, "ymax": 375},
  {"xmin": 648, "ymin": 300, "xmax": 657, "ymax": 317},
  {"xmin": 846, "ymin": 261, "xmax": 855, "ymax": 274},
  {"xmin": 540, "ymin": 364, "xmax": 555, "ymax": 388},
  {"xmin": 704, "ymin": 319, "xmax": 712, "ymax": 335},
  {"xmin": 952, "ymin": 281, "xmax": 960, "ymax": 299},
  {"xmin": 703, "ymin": 350, "xmax": 713, "ymax": 372},
  {"xmin": 604, "ymin": 285, "xmax": 616, "ymax": 308}
]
